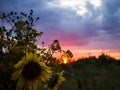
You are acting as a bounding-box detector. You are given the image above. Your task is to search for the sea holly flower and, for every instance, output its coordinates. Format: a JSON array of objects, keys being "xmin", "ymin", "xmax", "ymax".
[{"xmin": 11, "ymin": 52, "xmax": 52, "ymax": 90}]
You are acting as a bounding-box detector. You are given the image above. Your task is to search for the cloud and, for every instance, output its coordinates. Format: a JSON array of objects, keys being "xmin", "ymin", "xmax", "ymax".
[{"xmin": 0, "ymin": 0, "xmax": 120, "ymax": 50}]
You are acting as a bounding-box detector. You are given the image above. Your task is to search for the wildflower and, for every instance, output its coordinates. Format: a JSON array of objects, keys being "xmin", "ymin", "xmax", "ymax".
[
  {"xmin": 11, "ymin": 52, "xmax": 52, "ymax": 90},
  {"xmin": 0, "ymin": 15, "xmax": 4, "ymax": 19},
  {"xmin": 45, "ymin": 71, "xmax": 65, "ymax": 90},
  {"xmin": 16, "ymin": 20, "xmax": 25, "ymax": 29}
]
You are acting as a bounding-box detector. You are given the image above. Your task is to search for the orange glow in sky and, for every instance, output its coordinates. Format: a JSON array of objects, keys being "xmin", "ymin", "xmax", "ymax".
[
  {"xmin": 72, "ymin": 49, "xmax": 120, "ymax": 60},
  {"xmin": 62, "ymin": 46, "xmax": 120, "ymax": 61},
  {"xmin": 62, "ymin": 57, "xmax": 68, "ymax": 64}
]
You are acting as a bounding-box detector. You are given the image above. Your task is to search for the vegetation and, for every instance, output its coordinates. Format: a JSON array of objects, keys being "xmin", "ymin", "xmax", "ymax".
[
  {"xmin": 0, "ymin": 10, "xmax": 72, "ymax": 90},
  {"xmin": 0, "ymin": 10, "xmax": 120, "ymax": 90},
  {"xmin": 59, "ymin": 54, "xmax": 120, "ymax": 90}
]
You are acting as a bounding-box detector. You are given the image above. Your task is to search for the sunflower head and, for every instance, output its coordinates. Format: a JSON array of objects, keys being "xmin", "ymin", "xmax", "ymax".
[
  {"xmin": 11, "ymin": 52, "xmax": 52, "ymax": 90},
  {"xmin": 47, "ymin": 74, "xmax": 59, "ymax": 88},
  {"xmin": 45, "ymin": 71, "xmax": 65, "ymax": 90}
]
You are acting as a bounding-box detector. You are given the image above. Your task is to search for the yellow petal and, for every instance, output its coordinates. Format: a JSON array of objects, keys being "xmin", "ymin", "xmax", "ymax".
[
  {"xmin": 15, "ymin": 60, "xmax": 25, "ymax": 68},
  {"xmin": 33, "ymin": 81, "xmax": 38, "ymax": 90},
  {"xmin": 16, "ymin": 78, "xmax": 25, "ymax": 90},
  {"xmin": 27, "ymin": 81, "xmax": 33, "ymax": 90},
  {"xmin": 11, "ymin": 69, "xmax": 22, "ymax": 80}
]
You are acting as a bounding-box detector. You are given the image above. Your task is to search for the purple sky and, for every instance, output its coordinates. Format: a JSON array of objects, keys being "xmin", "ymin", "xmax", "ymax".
[{"xmin": 0, "ymin": 0, "xmax": 120, "ymax": 59}]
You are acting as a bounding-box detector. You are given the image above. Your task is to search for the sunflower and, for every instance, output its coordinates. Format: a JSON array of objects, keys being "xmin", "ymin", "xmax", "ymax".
[
  {"xmin": 11, "ymin": 52, "xmax": 52, "ymax": 90},
  {"xmin": 45, "ymin": 71, "xmax": 65, "ymax": 90}
]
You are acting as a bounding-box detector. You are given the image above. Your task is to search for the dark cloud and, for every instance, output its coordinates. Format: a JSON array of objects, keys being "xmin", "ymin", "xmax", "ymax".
[
  {"xmin": 0, "ymin": 0, "xmax": 120, "ymax": 49},
  {"xmin": 102, "ymin": 0, "xmax": 120, "ymax": 27}
]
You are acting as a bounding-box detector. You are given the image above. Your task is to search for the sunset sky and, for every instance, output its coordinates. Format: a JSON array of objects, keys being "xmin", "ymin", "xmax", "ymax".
[{"xmin": 0, "ymin": 0, "xmax": 120, "ymax": 60}]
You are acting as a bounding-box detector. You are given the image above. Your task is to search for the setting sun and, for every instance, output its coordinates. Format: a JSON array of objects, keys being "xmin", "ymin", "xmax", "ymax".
[{"xmin": 63, "ymin": 57, "xmax": 68, "ymax": 64}]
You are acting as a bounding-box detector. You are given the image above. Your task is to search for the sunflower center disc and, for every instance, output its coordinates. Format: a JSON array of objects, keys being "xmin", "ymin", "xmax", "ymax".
[{"xmin": 22, "ymin": 61, "xmax": 41, "ymax": 80}]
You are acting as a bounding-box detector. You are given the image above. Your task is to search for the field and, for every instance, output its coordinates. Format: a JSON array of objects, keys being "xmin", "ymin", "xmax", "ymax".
[
  {"xmin": 59, "ymin": 54, "xmax": 120, "ymax": 90},
  {"xmin": 1, "ymin": 54, "xmax": 120, "ymax": 90}
]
